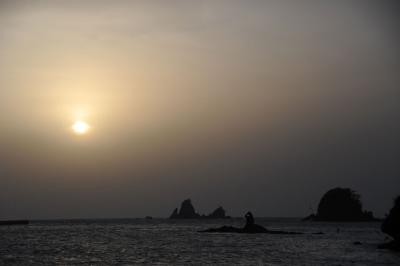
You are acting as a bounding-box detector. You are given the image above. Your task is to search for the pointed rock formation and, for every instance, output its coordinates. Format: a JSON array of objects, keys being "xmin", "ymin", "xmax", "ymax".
[
  {"xmin": 179, "ymin": 199, "xmax": 200, "ymax": 218},
  {"xmin": 169, "ymin": 199, "xmax": 200, "ymax": 219},
  {"xmin": 169, "ymin": 199, "xmax": 230, "ymax": 219},
  {"xmin": 169, "ymin": 208, "xmax": 179, "ymax": 219}
]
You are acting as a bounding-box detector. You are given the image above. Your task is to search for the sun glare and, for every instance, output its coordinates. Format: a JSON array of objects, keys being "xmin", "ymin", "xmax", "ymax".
[{"xmin": 72, "ymin": 121, "xmax": 90, "ymax": 135}]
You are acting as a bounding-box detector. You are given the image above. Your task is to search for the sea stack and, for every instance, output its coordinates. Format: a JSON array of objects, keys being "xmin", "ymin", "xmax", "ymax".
[
  {"xmin": 169, "ymin": 199, "xmax": 230, "ymax": 219},
  {"xmin": 169, "ymin": 199, "xmax": 200, "ymax": 219},
  {"xmin": 169, "ymin": 208, "xmax": 179, "ymax": 219},
  {"xmin": 305, "ymin": 187, "xmax": 375, "ymax": 221},
  {"xmin": 205, "ymin": 207, "xmax": 230, "ymax": 219}
]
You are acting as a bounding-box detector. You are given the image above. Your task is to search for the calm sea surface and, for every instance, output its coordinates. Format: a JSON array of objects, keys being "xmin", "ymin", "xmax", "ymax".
[{"xmin": 1, "ymin": 218, "xmax": 399, "ymax": 265}]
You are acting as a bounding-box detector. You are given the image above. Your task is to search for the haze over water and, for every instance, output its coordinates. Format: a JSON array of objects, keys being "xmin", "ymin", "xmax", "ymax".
[{"xmin": 0, "ymin": 0, "xmax": 399, "ymax": 220}]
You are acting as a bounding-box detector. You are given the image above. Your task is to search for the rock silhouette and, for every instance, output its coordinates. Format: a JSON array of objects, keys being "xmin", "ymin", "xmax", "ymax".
[
  {"xmin": 169, "ymin": 208, "xmax": 179, "ymax": 219},
  {"xmin": 302, "ymin": 214, "xmax": 316, "ymax": 221},
  {"xmin": 305, "ymin": 188, "xmax": 375, "ymax": 221},
  {"xmin": 0, "ymin": 220, "xmax": 29, "ymax": 226},
  {"xmin": 379, "ymin": 196, "xmax": 400, "ymax": 251},
  {"xmin": 199, "ymin": 212, "xmax": 302, "ymax": 234},
  {"xmin": 169, "ymin": 199, "xmax": 229, "ymax": 219},
  {"xmin": 179, "ymin": 199, "xmax": 200, "ymax": 218},
  {"xmin": 245, "ymin": 211, "xmax": 255, "ymax": 227},
  {"xmin": 169, "ymin": 199, "xmax": 200, "ymax": 219},
  {"xmin": 204, "ymin": 207, "xmax": 230, "ymax": 219}
]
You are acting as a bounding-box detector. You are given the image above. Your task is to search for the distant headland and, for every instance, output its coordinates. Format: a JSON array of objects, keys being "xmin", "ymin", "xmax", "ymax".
[{"xmin": 169, "ymin": 199, "xmax": 230, "ymax": 219}]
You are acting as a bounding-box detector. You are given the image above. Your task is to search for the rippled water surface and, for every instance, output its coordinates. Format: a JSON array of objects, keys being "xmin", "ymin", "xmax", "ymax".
[{"xmin": 1, "ymin": 218, "xmax": 399, "ymax": 265}]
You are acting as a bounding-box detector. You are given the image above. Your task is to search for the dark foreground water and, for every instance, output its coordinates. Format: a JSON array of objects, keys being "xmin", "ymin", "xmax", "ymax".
[{"xmin": 1, "ymin": 218, "xmax": 399, "ymax": 265}]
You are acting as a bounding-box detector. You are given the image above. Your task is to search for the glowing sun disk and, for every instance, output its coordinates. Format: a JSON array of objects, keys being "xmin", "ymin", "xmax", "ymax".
[{"xmin": 72, "ymin": 121, "xmax": 90, "ymax": 135}]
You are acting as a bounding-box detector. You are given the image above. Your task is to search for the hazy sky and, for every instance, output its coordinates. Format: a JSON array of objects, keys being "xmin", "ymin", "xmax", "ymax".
[{"xmin": 0, "ymin": 0, "xmax": 399, "ymax": 219}]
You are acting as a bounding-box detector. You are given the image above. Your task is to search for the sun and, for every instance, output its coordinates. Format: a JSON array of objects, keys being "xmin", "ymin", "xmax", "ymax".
[{"xmin": 72, "ymin": 121, "xmax": 90, "ymax": 135}]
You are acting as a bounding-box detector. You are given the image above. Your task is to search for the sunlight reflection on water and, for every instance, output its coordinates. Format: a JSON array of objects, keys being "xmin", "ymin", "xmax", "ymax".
[{"xmin": 1, "ymin": 218, "xmax": 399, "ymax": 265}]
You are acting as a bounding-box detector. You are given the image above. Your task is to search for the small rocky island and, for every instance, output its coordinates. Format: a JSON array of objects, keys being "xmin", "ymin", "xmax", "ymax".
[
  {"xmin": 0, "ymin": 220, "xmax": 29, "ymax": 226},
  {"xmin": 199, "ymin": 211, "xmax": 302, "ymax": 234},
  {"xmin": 304, "ymin": 187, "xmax": 376, "ymax": 222},
  {"xmin": 169, "ymin": 199, "xmax": 230, "ymax": 219},
  {"xmin": 379, "ymin": 196, "xmax": 400, "ymax": 251}
]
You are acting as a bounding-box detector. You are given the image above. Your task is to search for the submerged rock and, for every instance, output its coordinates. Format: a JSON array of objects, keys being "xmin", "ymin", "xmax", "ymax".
[
  {"xmin": 199, "ymin": 211, "xmax": 302, "ymax": 234},
  {"xmin": 306, "ymin": 187, "xmax": 376, "ymax": 222},
  {"xmin": 200, "ymin": 224, "xmax": 270, "ymax": 234}
]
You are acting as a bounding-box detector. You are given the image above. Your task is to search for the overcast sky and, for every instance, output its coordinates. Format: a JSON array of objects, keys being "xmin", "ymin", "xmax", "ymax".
[{"xmin": 0, "ymin": 0, "xmax": 399, "ymax": 219}]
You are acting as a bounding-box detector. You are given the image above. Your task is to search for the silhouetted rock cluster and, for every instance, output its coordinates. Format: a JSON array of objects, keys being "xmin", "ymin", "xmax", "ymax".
[
  {"xmin": 199, "ymin": 211, "xmax": 302, "ymax": 234},
  {"xmin": 304, "ymin": 187, "xmax": 375, "ymax": 222},
  {"xmin": 206, "ymin": 207, "xmax": 226, "ymax": 219},
  {"xmin": 379, "ymin": 196, "xmax": 400, "ymax": 251},
  {"xmin": 170, "ymin": 199, "xmax": 200, "ymax": 219},
  {"xmin": 169, "ymin": 199, "xmax": 230, "ymax": 219}
]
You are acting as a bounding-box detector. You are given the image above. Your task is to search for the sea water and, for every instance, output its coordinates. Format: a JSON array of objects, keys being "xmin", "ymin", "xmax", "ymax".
[{"xmin": 1, "ymin": 218, "xmax": 399, "ymax": 265}]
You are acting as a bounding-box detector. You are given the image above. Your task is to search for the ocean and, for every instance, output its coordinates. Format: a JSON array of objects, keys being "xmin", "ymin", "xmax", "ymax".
[{"xmin": 1, "ymin": 218, "xmax": 399, "ymax": 265}]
